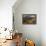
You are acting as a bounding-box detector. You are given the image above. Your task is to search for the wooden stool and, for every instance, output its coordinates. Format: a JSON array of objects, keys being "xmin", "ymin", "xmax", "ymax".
[
  {"xmin": 15, "ymin": 33, "xmax": 23, "ymax": 46},
  {"xmin": 25, "ymin": 40, "xmax": 35, "ymax": 46}
]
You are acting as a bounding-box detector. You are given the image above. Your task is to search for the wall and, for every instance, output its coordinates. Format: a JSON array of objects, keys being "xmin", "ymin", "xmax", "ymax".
[
  {"xmin": 0, "ymin": 0, "xmax": 16, "ymax": 29},
  {"xmin": 13, "ymin": 0, "xmax": 41, "ymax": 46},
  {"xmin": 41, "ymin": 0, "xmax": 46, "ymax": 46}
]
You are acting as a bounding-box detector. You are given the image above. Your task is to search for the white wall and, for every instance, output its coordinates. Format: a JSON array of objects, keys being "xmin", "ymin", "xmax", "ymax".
[
  {"xmin": 13, "ymin": 0, "xmax": 41, "ymax": 46},
  {"xmin": 0, "ymin": 0, "xmax": 16, "ymax": 29},
  {"xmin": 41, "ymin": 0, "xmax": 46, "ymax": 46}
]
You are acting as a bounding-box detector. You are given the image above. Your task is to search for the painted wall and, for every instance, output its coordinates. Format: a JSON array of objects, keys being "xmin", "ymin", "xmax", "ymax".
[
  {"xmin": 13, "ymin": 0, "xmax": 41, "ymax": 46},
  {"xmin": 41, "ymin": 0, "xmax": 46, "ymax": 46},
  {"xmin": 0, "ymin": 0, "xmax": 16, "ymax": 29}
]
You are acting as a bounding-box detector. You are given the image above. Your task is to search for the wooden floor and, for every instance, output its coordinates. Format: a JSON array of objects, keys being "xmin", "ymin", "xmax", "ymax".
[{"xmin": 0, "ymin": 39, "xmax": 16, "ymax": 46}]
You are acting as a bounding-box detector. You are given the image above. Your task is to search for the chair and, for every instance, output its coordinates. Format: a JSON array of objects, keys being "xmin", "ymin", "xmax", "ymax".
[{"xmin": 15, "ymin": 33, "xmax": 23, "ymax": 46}]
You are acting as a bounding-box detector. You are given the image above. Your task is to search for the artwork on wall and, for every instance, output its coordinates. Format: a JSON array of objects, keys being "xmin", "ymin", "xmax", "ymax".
[{"xmin": 22, "ymin": 14, "xmax": 37, "ymax": 24}]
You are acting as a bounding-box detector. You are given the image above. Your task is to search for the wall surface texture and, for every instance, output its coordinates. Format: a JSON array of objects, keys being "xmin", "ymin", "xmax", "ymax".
[
  {"xmin": 13, "ymin": 0, "xmax": 41, "ymax": 46},
  {"xmin": 0, "ymin": 0, "xmax": 16, "ymax": 29},
  {"xmin": 0, "ymin": 0, "xmax": 46, "ymax": 46}
]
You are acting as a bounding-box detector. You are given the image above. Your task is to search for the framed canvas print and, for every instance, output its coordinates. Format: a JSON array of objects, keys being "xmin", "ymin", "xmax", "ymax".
[{"xmin": 22, "ymin": 14, "xmax": 37, "ymax": 24}]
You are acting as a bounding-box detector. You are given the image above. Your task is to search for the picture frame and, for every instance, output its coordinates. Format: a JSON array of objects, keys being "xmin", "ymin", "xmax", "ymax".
[{"xmin": 22, "ymin": 14, "xmax": 37, "ymax": 24}]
